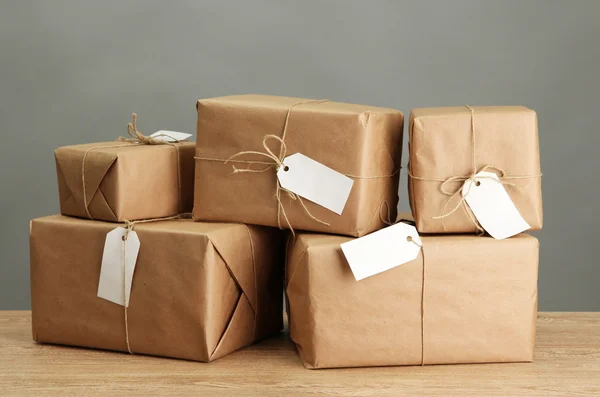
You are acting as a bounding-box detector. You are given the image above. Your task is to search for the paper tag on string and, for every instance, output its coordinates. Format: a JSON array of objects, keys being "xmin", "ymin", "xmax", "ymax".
[
  {"xmin": 150, "ymin": 130, "xmax": 192, "ymax": 142},
  {"xmin": 341, "ymin": 222, "xmax": 422, "ymax": 281},
  {"xmin": 277, "ymin": 153, "xmax": 354, "ymax": 215},
  {"xmin": 462, "ymin": 171, "xmax": 530, "ymax": 239},
  {"xmin": 97, "ymin": 227, "xmax": 140, "ymax": 307}
]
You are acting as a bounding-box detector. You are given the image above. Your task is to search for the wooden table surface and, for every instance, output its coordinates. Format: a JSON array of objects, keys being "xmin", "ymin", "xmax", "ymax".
[{"xmin": 0, "ymin": 311, "xmax": 598, "ymax": 396}]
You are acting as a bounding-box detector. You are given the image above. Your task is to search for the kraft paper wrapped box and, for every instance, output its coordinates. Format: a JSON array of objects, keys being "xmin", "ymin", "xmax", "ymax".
[
  {"xmin": 55, "ymin": 141, "xmax": 195, "ymax": 222},
  {"xmin": 285, "ymin": 231, "xmax": 539, "ymax": 369},
  {"xmin": 408, "ymin": 106, "xmax": 543, "ymax": 234},
  {"xmin": 30, "ymin": 215, "xmax": 284, "ymax": 362},
  {"xmin": 193, "ymin": 95, "xmax": 404, "ymax": 237}
]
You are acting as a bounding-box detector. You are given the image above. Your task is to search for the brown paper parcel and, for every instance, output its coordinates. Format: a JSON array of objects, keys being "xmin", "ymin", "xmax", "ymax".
[
  {"xmin": 194, "ymin": 95, "xmax": 404, "ymax": 237},
  {"xmin": 286, "ymin": 232, "xmax": 538, "ymax": 369},
  {"xmin": 408, "ymin": 106, "xmax": 543, "ymax": 234},
  {"xmin": 55, "ymin": 141, "xmax": 195, "ymax": 222},
  {"xmin": 30, "ymin": 215, "xmax": 284, "ymax": 362}
]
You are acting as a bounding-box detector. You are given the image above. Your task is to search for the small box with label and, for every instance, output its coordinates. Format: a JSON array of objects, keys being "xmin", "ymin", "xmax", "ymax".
[
  {"xmin": 408, "ymin": 106, "xmax": 543, "ymax": 235},
  {"xmin": 30, "ymin": 215, "xmax": 285, "ymax": 362},
  {"xmin": 286, "ymin": 226, "xmax": 539, "ymax": 369},
  {"xmin": 193, "ymin": 95, "xmax": 404, "ymax": 237},
  {"xmin": 55, "ymin": 114, "xmax": 196, "ymax": 222}
]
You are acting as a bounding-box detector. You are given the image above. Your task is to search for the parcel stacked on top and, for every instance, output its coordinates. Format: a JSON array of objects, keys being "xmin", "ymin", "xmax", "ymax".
[{"xmin": 193, "ymin": 95, "xmax": 405, "ymax": 237}]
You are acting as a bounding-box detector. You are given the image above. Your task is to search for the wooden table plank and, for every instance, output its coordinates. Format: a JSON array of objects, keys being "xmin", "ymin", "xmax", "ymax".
[{"xmin": 0, "ymin": 311, "xmax": 598, "ymax": 396}]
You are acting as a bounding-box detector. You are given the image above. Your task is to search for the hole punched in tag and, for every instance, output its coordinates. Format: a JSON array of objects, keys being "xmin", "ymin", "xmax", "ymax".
[
  {"xmin": 406, "ymin": 233, "xmax": 423, "ymax": 248},
  {"xmin": 283, "ymin": 165, "xmax": 289, "ymax": 172},
  {"xmin": 341, "ymin": 222, "xmax": 423, "ymax": 280},
  {"xmin": 475, "ymin": 180, "xmax": 481, "ymax": 187}
]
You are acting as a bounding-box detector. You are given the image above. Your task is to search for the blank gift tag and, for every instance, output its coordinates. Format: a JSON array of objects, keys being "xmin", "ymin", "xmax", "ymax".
[
  {"xmin": 277, "ymin": 153, "xmax": 354, "ymax": 215},
  {"xmin": 97, "ymin": 227, "xmax": 140, "ymax": 307},
  {"xmin": 150, "ymin": 130, "xmax": 192, "ymax": 142},
  {"xmin": 341, "ymin": 222, "xmax": 422, "ymax": 281},
  {"xmin": 463, "ymin": 171, "xmax": 531, "ymax": 239}
]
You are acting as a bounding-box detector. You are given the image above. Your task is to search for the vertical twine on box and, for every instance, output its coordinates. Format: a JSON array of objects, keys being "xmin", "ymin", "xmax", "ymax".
[
  {"xmin": 419, "ymin": 244, "xmax": 426, "ymax": 366},
  {"xmin": 375, "ymin": 208, "xmax": 428, "ymax": 365},
  {"xmin": 407, "ymin": 105, "xmax": 542, "ymax": 233},
  {"xmin": 80, "ymin": 113, "xmax": 184, "ymax": 220},
  {"xmin": 119, "ymin": 213, "xmax": 191, "ymax": 354},
  {"xmin": 121, "ymin": 231, "xmax": 132, "ymax": 354}
]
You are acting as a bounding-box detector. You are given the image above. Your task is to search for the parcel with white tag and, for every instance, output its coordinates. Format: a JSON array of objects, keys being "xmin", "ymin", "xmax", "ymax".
[
  {"xmin": 193, "ymin": 95, "xmax": 404, "ymax": 237},
  {"xmin": 30, "ymin": 215, "xmax": 285, "ymax": 362},
  {"xmin": 285, "ymin": 227, "xmax": 539, "ymax": 369},
  {"xmin": 55, "ymin": 140, "xmax": 195, "ymax": 222},
  {"xmin": 408, "ymin": 106, "xmax": 543, "ymax": 234}
]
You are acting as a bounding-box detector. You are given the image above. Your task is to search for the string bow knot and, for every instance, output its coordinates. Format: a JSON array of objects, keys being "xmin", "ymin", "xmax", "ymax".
[
  {"xmin": 227, "ymin": 134, "xmax": 288, "ymax": 174},
  {"xmin": 119, "ymin": 113, "xmax": 180, "ymax": 145},
  {"xmin": 432, "ymin": 164, "xmax": 519, "ymax": 233},
  {"xmin": 225, "ymin": 133, "xmax": 329, "ymax": 237}
]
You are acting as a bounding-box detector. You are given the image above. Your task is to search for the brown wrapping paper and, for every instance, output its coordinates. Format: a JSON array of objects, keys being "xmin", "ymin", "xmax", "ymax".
[
  {"xmin": 30, "ymin": 215, "xmax": 284, "ymax": 362},
  {"xmin": 408, "ymin": 106, "xmax": 543, "ymax": 233},
  {"xmin": 286, "ymin": 231, "xmax": 538, "ymax": 369},
  {"xmin": 193, "ymin": 95, "xmax": 404, "ymax": 237},
  {"xmin": 55, "ymin": 141, "xmax": 195, "ymax": 222}
]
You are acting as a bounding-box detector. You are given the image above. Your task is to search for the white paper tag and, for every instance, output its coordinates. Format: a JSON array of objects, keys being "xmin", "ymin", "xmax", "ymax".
[
  {"xmin": 462, "ymin": 171, "xmax": 531, "ymax": 239},
  {"xmin": 341, "ymin": 222, "xmax": 422, "ymax": 281},
  {"xmin": 97, "ymin": 227, "xmax": 140, "ymax": 307},
  {"xmin": 150, "ymin": 130, "xmax": 192, "ymax": 142},
  {"xmin": 276, "ymin": 153, "xmax": 354, "ymax": 215}
]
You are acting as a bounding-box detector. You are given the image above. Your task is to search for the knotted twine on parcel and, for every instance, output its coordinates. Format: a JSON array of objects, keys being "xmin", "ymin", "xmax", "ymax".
[
  {"xmin": 285, "ymin": 230, "xmax": 538, "ymax": 369},
  {"xmin": 30, "ymin": 215, "xmax": 285, "ymax": 362},
  {"xmin": 408, "ymin": 106, "xmax": 542, "ymax": 234},
  {"xmin": 193, "ymin": 95, "xmax": 404, "ymax": 238},
  {"xmin": 55, "ymin": 115, "xmax": 195, "ymax": 222}
]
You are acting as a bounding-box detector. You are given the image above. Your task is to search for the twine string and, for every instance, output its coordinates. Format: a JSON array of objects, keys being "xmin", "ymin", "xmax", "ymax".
[
  {"xmin": 122, "ymin": 234, "xmax": 132, "ymax": 354},
  {"xmin": 420, "ymin": 245, "xmax": 426, "ymax": 366},
  {"xmin": 379, "ymin": 201, "xmax": 394, "ymax": 227},
  {"xmin": 119, "ymin": 213, "xmax": 192, "ymax": 355},
  {"xmin": 395, "ymin": 213, "xmax": 425, "ymax": 365}
]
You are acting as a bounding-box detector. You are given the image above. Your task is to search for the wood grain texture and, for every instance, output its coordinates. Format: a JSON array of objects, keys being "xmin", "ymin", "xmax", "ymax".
[{"xmin": 1, "ymin": 311, "xmax": 598, "ymax": 396}]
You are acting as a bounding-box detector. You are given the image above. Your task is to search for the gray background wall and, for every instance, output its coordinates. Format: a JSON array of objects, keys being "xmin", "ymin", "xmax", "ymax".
[{"xmin": 1, "ymin": 1, "xmax": 599, "ymax": 310}]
